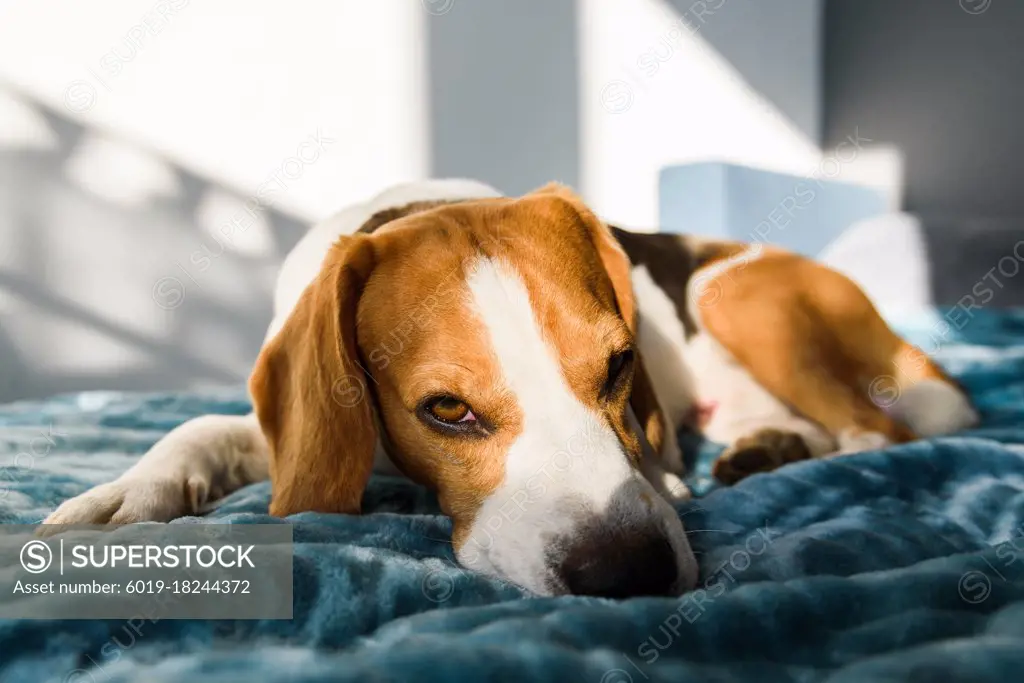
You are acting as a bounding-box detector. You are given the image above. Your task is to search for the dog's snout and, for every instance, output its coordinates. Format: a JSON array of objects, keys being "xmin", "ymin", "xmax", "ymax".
[
  {"xmin": 556, "ymin": 530, "xmax": 679, "ymax": 598},
  {"xmin": 464, "ymin": 477, "xmax": 697, "ymax": 597}
]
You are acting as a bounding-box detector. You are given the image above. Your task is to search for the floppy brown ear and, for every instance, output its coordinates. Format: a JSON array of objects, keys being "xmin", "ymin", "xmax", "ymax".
[
  {"xmin": 531, "ymin": 183, "xmax": 669, "ymax": 456},
  {"xmin": 588, "ymin": 216, "xmax": 669, "ymax": 457},
  {"xmin": 249, "ymin": 235, "xmax": 378, "ymax": 517}
]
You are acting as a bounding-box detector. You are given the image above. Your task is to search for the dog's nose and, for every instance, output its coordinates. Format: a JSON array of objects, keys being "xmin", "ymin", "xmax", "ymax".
[{"xmin": 557, "ymin": 531, "xmax": 680, "ymax": 598}]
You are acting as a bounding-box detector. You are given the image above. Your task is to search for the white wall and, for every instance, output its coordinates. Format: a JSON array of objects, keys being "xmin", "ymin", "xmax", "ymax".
[
  {"xmin": 0, "ymin": 0, "xmax": 430, "ymax": 222},
  {"xmin": 0, "ymin": 0, "xmax": 829, "ymax": 227},
  {"xmin": 0, "ymin": 0, "xmax": 829, "ymax": 401},
  {"xmin": 0, "ymin": 1, "xmax": 434, "ymax": 401},
  {"xmin": 0, "ymin": 0, "xmax": 826, "ymax": 226},
  {"xmin": 579, "ymin": 0, "xmax": 824, "ymax": 229}
]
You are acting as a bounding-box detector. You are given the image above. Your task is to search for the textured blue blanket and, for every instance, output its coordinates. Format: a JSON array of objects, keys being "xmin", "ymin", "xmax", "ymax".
[{"xmin": 2, "ymin": 309, "xmax": 1024, "ymax": 683}]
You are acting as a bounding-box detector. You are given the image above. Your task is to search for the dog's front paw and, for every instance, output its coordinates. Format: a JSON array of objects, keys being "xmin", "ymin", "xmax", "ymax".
[
  {"xmin": 39, "ymin": 473, "xmax": 213, "ymax": 533},
  {"xmin": 836, "ymin": 429, "xmax": 891, "ymax": 454},
  {"xmin": 658, "ymin": 470, "xmax": 692, "ymax": 503},
  {"xmin": 640, "ymin": 456, "xmax": 693, "ymax": 503}
]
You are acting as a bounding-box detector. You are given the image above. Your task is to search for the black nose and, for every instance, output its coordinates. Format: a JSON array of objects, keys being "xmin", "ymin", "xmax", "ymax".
[{"xmin": 557, "ymin": 531, "xmax": 679, "ymax": 598}]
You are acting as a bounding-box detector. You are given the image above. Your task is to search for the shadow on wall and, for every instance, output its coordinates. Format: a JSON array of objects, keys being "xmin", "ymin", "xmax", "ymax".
[
  {"xmin": 664, "ymin": 0, "xmax": 822, "ymax": 142},
  {"xmin": 0, "ymin": 86, "xmax": 309, "ymax": 403}
]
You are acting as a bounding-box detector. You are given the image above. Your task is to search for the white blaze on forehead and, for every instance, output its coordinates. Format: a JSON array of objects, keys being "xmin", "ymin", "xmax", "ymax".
[
  {"xmin": 464, "ymin": 257, "xmax": 633, "ymax": 508},
  {"xmin": 460, "ymin": 257, "xmax": 695, "ymax": 595}
]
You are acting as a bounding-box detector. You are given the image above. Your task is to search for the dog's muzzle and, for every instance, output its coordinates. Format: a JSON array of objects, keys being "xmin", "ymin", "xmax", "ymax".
[{"xmin": 543, "ymin": 481, "xmax": 698, "ymax": 597}]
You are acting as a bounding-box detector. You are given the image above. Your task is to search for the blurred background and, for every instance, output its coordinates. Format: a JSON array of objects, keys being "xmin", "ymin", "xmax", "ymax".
[{"xmin": 0, "ymin": 0, "xmax": 1021, "ymax": 402}]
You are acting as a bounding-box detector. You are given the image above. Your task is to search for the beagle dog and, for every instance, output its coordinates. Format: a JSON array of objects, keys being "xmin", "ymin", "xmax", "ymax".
[{"xmin": 42, "ymin": 179, "xmax": 978, "ymax": 598}]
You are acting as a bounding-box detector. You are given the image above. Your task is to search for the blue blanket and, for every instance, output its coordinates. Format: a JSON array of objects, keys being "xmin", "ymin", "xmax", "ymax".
[{"xmin": 2, "ymin": 309, "xmax": 1024, "ymax": 683}]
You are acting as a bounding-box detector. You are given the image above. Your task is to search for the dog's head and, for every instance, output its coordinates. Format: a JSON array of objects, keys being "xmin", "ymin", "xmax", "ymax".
[{"xmin": 249, "ymin": 184, "xmax": 698, "ymax": 597}]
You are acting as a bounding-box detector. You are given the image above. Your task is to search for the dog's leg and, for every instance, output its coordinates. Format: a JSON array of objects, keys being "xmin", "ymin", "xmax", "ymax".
[
  {"xmin": 712, "ymin": 424, "xmax": 828, "ymax": 485},
  {"xmin": 700, "ymin": 253, "xmax": 917, "ymax": 442},
  {"xmin": 703, "ymin": 376, "xmax": 840, "ymax": 485},
  {"xmin": 41, "ymin": 413, "xmax": 269, "ymax": 528},
  {"xmin": 697, "ymin": 250, "xmax": 977, "ymax": 484}
]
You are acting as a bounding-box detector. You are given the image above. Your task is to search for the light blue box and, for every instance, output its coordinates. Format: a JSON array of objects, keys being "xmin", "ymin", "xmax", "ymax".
[{"xmin": 658, "ymin": 162, "xmax": 889, "ymax": 258}]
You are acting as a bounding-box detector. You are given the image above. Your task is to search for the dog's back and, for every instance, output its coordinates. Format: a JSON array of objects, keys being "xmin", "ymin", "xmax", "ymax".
[{"xmin": 612, "ymin": 226, "xmax": 977, "ymax": 482}]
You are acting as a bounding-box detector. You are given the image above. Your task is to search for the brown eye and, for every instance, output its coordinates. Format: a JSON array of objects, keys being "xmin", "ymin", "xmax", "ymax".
[{"xmin": 427, "ymin": 397, "xmax": 475, "ymax": 424}]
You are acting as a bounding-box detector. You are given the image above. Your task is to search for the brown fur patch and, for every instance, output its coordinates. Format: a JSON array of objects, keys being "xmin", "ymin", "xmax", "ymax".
[{"xmin": 695, "ymin": 249, "xmax": 919, "ymax": 442}]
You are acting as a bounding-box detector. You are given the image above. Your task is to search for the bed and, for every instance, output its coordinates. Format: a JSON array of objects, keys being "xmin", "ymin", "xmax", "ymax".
[{"xmin": 2, "ymin": 307, "xmax": 1024, "ymax": 683}]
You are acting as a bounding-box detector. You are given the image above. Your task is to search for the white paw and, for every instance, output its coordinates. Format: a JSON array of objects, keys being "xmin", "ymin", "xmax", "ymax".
[
  {"xmin": 837, "ymin": 429, "xmax": 891, "ymax": 455},
  {"xmin": 40, "ymin": 473, "xmax": 213, "ymax": 533},
  {"xmin": 658, "ymin": 471, "xmax": 693, "ymax": 503}
]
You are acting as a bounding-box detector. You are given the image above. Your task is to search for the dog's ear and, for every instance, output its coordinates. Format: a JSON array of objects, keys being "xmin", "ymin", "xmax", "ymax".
[
  {"xmin": 530, "ymin": 183, "xmax": 670, "ymax": 456},
  {"xmin": 587, "ymin": 215, "xmax": 669, "ymax": 457},
  {"xmin": 249, "ymin": 235, "xmax": 378, "ymax": 517}
]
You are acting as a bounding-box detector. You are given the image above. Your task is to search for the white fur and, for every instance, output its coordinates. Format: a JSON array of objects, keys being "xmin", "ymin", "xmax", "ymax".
[
  {"xmin": 889, "ymin": 378, "xmax": 979, "ymax": 437},
  {"xmin": 632, "ymin": 258, "xmax": 837, "ymax": 459},
  {"xmin": 837, "ymin": 429, "xmax": 891, "ymax": 454},
  {"xmin": 40, "ymin": 414, "xmax": 268, "ymax": 529},
  {"xmin": 630, "ymin": 265, "xmax": 696, "ymax": 471},
  {"xmin": 457, "ymin": 258, "xmax": 696, "ymax": 594},
  {"xmin": 686, "ymin": 333, "xmax": 838, "ymax": 456}
]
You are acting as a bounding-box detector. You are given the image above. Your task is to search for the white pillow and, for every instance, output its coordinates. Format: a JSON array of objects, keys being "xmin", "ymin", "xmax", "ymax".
[{"xmin": 818, "ymin": 212, "xmax": 933, "ymax": 320}]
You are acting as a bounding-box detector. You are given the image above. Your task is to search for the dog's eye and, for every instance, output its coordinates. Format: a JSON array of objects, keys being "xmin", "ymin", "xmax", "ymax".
[
  {"xmin": 603, "ymin": 349, "xmax": 634, "ymax": 397},
  {"xmin": 426, "ymin": 397, "xmax": 476, "ymax": 424}
]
